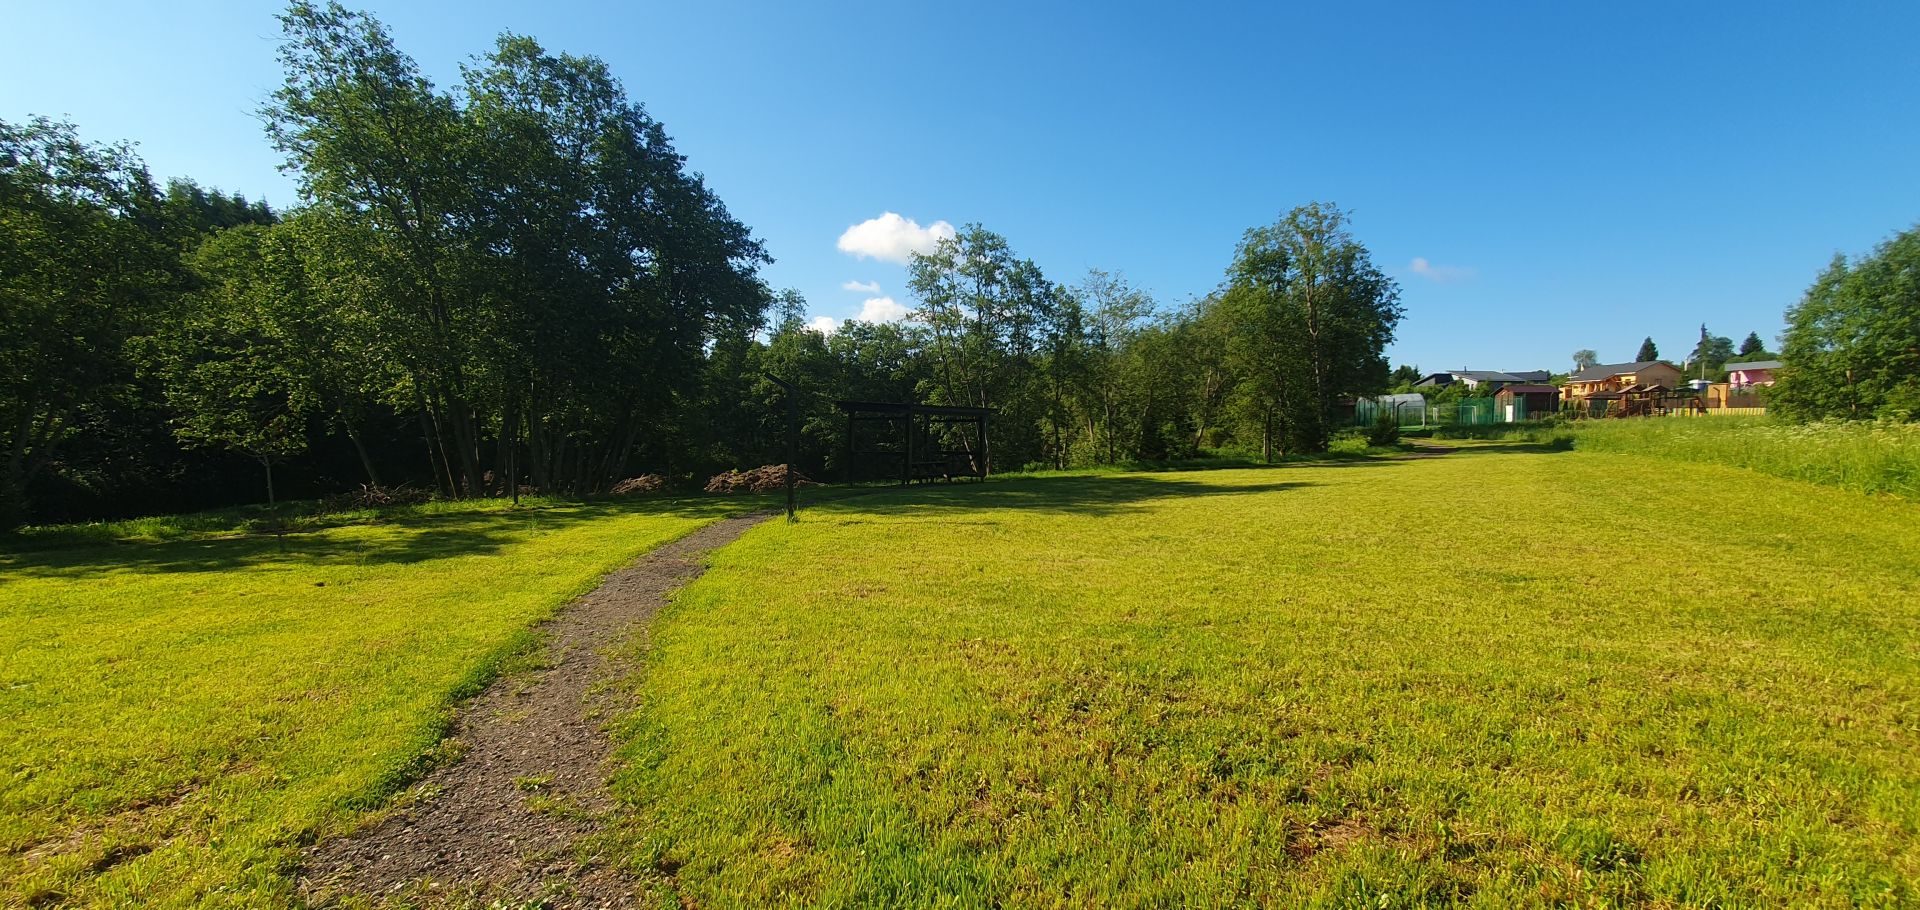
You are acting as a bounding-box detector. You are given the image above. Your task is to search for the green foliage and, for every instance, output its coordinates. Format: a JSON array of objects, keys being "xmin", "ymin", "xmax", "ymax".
[
  {"xmin": 1217, "ymin": 203, "xmax": 1403, "ymax": 456},
  {"xmin": 1636, "ymin": 336, "xmax": 1659, "ymax": 362},
  {"xmin": 1365, "ymin": 410, "xmax": 1400, "ymax": 446},
  {"xmin": 0, "ymin": 116, "xmax": 184, "ymax": 526},
  {"xmin": 907, "ymin": 224, "xmax": 1059, "ymax": 467},
  {"xmin": 1738, "ymin": 331, "xmax": 1768, "ymax": 357},
  {"xmin": 1572, "ymin": 349, "xmax": 1598, "ymax": 371},
  {"xmin": 1772, "ymin": 226, "xmax": 1920, "ymax": 421},
  {"xmin": 1686, "ymin": 323, "xmax": 1736, "ymax": 380},
  {"xmin": 607, "ymin": 451, "xmax": 1920, "ymax": 907}
]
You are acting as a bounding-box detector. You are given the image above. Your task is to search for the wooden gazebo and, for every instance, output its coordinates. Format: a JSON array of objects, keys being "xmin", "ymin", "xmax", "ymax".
[{"xmin": 836, "ymin": 400, "xmax": 990, "ymax": 484}]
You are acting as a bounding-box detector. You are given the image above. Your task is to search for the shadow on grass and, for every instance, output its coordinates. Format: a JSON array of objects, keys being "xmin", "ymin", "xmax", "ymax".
[
  {"xmin": 807, "ymin": 441, "xmax": 1573, "ymax": 519},
  {"xmin": 809, "ymin": 473, "xmax": 1318, "ymax": 519},
  {"xmin": 0, "ymin": 496, "xmax": 756, "ymax": 580},
  {"xmin": 1420, "ymin": 441, "xmax": 1574, "ymax": 457}
]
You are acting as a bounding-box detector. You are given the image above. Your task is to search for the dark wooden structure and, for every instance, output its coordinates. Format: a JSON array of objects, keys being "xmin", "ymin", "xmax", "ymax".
[
  {"xmin": 836, "ymin": 400, "xmax": 990, "ymax": 484},
  {"xmin": 1493, "ymin": 384, "xmax": 1559, "ymax": 421}
]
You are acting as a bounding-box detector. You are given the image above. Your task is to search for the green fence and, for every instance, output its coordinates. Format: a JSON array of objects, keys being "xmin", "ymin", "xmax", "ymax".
[
  {"xmin": 1353, "ymin": 396, "xmax": 1505, "ymax": 427},
  {"xmin": 1354, "ymin": 396, "xmax": 1427, "ymax": 427}
]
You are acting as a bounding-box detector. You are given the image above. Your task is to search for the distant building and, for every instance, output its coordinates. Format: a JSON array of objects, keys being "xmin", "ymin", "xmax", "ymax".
[
  {"xmin": 1562, "ymin": 361, "xmax": 1685, "ymax": 400},
  {"xmin": 1414, "ymin": 369, "xmax": 1553, "ymax": 391},
  {"xmin": 1493, "ymin": 384, "xmax": 1560, "ymax": 421},
  {"xmin": 1725, "ymin": 359, "xmax": 1782, "ymax": 388}
]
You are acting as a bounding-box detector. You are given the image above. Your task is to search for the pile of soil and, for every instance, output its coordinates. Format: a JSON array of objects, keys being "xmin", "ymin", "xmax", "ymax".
[
  {"xmin": 608, "ymin": 474, "xmax": 665, "ymax": 495},
  {"xmin": 704, "ymin": 464, "xmax": 817, "ymax": 494},
  {"xmin": 323, "ymin": 484, "xmax": 435, "ymax": 510}
]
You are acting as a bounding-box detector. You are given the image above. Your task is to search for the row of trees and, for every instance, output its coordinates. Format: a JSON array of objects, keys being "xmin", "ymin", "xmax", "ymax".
[
  {"xmin": 744, "ymin": 206, "xmax": 1403, "ymax": 479},
  {"xmin": 1, "ymin": 3, "xmax": 1406, "ymax": 527}
]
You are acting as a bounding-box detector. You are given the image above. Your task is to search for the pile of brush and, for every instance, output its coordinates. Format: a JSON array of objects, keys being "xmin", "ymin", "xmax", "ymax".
[
  {"xmin": 324, "ymin": 483, "xmax": 434, "ymax": 510},
  {"xmin": 704, "ymin": 464, "xmax": 817, "ymax": 494},
  {"xmin": 608, "ymin": 474, "xmax": 666, "ymax": 495}
]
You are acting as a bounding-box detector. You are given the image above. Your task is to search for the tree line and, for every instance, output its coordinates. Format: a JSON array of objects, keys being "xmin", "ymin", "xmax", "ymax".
[{"xmin": 2, "ymin": 3, "xmax": 1405, "ymax": 527}]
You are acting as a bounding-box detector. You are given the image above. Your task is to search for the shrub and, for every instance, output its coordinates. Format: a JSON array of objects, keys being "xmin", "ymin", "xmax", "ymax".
[{"xmin": 1366, "ymin": 412, "xmax": 1401, "ymax": 447}]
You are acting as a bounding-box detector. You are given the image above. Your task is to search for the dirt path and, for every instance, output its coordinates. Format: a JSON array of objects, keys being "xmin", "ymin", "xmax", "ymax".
[{"xmin": 300, "ymin": 512, "xmax": 769, "ymax": 909}]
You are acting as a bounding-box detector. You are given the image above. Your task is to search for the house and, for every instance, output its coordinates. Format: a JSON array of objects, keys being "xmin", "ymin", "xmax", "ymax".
[
  {"xmin": 1414, "ymin": 369, "xmax": 1553, "ymax": 391},
  {"xmin": 1493, "ymin": 384, "xmax": 1559, "ymax": 421},
  {"xmin": 1725, "ymin": 359, "xmax": 1782, "ymax": 388},
  {"xmin": 1562, "ymin": 361, "xmax": 1684, "ymax": 400}
]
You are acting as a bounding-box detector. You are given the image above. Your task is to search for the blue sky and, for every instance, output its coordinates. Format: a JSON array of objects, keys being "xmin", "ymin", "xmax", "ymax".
[{"xmin": 6, "ymin": 1, "xmax": 1918, "ymax": 372}]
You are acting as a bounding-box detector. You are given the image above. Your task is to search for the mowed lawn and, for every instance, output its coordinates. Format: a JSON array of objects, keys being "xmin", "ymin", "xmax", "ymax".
[
  {"xmin": 0, "ymin": 497, "xmax": 747, "ymax": 908},
  {"xmin": 612, "ymin": 446, "xmax": 1920, "ymax": 908}
]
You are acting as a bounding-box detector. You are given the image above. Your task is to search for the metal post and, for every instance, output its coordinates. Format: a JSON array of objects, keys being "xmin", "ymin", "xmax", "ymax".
[{"xmin": 763, "ymin": 372, "xmax": 798, "ymax": 522}]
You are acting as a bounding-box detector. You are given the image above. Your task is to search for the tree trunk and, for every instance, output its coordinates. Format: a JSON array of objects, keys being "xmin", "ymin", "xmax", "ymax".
[{"xmin": 343, "ymin": 420, "xmax": 382, "ymax": 488}]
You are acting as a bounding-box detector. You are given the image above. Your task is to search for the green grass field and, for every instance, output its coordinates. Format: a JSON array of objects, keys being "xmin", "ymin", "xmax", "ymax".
[
  {"xmin": 609, "ymin": 447, "xmax": 1920, "ymax": 907},
  {"xmin": 8, "ymin": 436, "xmax": 1919, "ymax": 908},
  {"xmin": 0, "ymin": 495, "xmax": 751, "ymax": 908}
]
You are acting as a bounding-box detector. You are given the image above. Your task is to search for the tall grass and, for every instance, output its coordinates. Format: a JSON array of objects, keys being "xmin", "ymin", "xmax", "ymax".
[{"xmin": 1568, "ymin": 417, "xmax": 1920, "ymax": 500}]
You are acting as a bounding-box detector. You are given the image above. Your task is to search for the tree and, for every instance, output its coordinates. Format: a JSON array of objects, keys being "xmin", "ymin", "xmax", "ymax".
[
  {"xmin": 0, "ymin": 117, "xmax": 182, "ymax": 527},
  {"xmin": 1772, "ymin": 228, "xmax": 1920, "ymax": 421},
  {"xmin": 1636, "ymin": 337, "xmax": 1659, "ymax": 362},
  {"xmin": 908, "ymin": 224, "xmax": 1057, "ymax": 470},
  {"xmin": 1389, "ymin": 365, "xmax": 1422, "ymax": 388},
  {"xmin": 1687, "ymin": 324, "xmax": 1735, "ymax": 380},
  {"xmin": 145, "ymin": 237, "xmax": 312, "ymax": 505},
  {"xmin": 1218, "ymin": 203, "xmax": 1402, "ymax": 456},
  {"xmin": 1739, "ymin": 332, "xmax": 1768, "ymax": 357},
  {"xmin": 1572, "ymin": 349, "xmax": 1599, "ymax": 371},
  {"xmin": 267, "ymin": 1, "xmax": 484, "ymax": 494},
  {"xmin": 267, "ymin": 5, "xmax": 768, "ymax": 497},
  {"xmin": 1075, "ymin": 270, "xmax": 1155, "ymax": 465}
]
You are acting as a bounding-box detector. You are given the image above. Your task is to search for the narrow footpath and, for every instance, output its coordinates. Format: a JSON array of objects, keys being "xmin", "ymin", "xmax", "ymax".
[{"xmin": 300, "ymin": 512, "xmax": 769, "ymax": 909}]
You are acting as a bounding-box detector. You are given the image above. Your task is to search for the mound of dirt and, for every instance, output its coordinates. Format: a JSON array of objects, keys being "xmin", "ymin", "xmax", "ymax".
[
  {"xmin": 608, "ymin": 474, "xmax": 665, "ymax": 495},
  {"xmin": 704, "ymin": 464, "xmax": 818, "ymax": 494}
]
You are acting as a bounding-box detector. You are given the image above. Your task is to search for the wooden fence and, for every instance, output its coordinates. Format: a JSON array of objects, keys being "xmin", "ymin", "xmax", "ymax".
[{"xmin": 1667, "ymin": 406, "xmax": 1767, "ymax": 417}]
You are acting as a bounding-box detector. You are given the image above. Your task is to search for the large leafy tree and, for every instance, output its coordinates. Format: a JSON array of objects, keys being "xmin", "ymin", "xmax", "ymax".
[
  {"xmin": 908, "ymin": 225, "xmax": 1059, "ymax": 470},
  {"xmin": 1074, "ymin": 270, "xmax": 1156, "ymax": 465},
  {"xmin": 266, "ymin": 4, "xmax": 768, "ymax": 496},
  {"xmin": 1573, "ymin": 349, "xmax": 1599, "ymax": 371},
  {"xmin": 1218, "ymin": 203, "xmax": 1402, "ymax": 455},
  {"xmin": 1773, "ymin": 227, "xmax": 1920, "ymax": 421},
  {"xmin": 0, "ymin": 117, "xmax": 183, "ymax": 526},
  {"xmin": 267, "ymin": 1, "xmax": 484, "ymax": 493}
]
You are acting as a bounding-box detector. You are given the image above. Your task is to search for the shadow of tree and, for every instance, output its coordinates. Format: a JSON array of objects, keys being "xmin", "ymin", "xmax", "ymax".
[
  {"xmin": 0, "ymin": 498, "xmax": 754, "ymax": 580},
  {"xmin": 809, "ymin": 473, "xmax": 1317, "ymax": 520}
]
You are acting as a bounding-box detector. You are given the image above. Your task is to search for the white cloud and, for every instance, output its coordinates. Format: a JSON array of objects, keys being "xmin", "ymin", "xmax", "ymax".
[
  {"xmin": 806, "ymin": 315, "xmax": 841, "ymax": 335},
  {"xmin": 841, "ymin": 279, "xmax": 882, "ymax": 294},
  {"xmin": 836, "ymin": 212, "xmax": 956, "ymax": 264},
  {"xmin": 1409, "ymin": 257, "xmax": 1477, "ymax": 283},
  {"xmin": 857, "ymin": 296, "xmax": 910, "ymax": 323}
]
